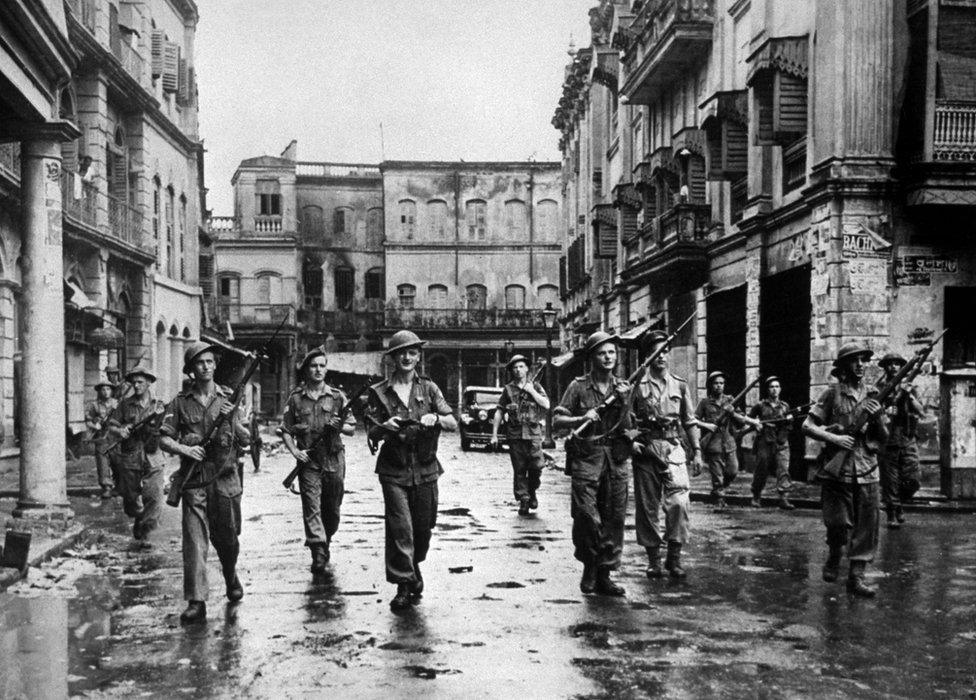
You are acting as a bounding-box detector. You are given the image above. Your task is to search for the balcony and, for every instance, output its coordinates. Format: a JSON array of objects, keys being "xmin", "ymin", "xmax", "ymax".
[
  {"xmin": 107, "ymin": 193, "xmax": 145, "ymax": 247},
  {"xmin": 254, "ymin": 215, "xmax": 283, "ymax": 234},
  {"xmin": 933, "ymin": 101, "xmax": 976, "ymax": 162},
  {"xmin": 114, "ymin": 41, "xmax": 149, "ymax": 90},
  {"xmin": 297, "ymin": 308, "xmax": 384, "ymax": 334},
  {"xmin": 905, "ymin": 100, "xmax": 976, "ymax": 207},
  {"xmin": 384, "ymin": 308, "xmax": 550, "ymax": 331},
  {"xmin": 621, "ymin": 202, "xmax": 709, "ymax": 292},
  {"xmin": 61, "ymin": 172, "xmax": 97, "ymax": 228},
  {"xmin": 0, "ymin": 143, "xmax": 20, "ymax": 184},
  {"xmin": 217, "ymin": 303, "xmax": 296, "ymax": 327},
  {"xmin": 295, "ymin": 162, "xmax": 381, "ymax": 179},
  {"xmin": 620, "ymin": 0, "xmax": 715, "ymax": 105},
  {"xmin": 208, "ymin": 216, "xmax": 238, "ymax": 234}
]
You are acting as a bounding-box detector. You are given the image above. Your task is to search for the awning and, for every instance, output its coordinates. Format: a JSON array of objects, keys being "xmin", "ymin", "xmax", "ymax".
[
  {"xmin": 324, "ymin": 351, "xmax": 385, "ymax": 377},
  {"xmin": 548, "ymin": 350, "xmax": 577, "ymax": 368},
  {"xmin": 620, "ymin": 314, "xmax": 663, "ymax": 342},
  {"xmin": 200, "ymin": 330, "xmax": 252, "ymax": 357}
]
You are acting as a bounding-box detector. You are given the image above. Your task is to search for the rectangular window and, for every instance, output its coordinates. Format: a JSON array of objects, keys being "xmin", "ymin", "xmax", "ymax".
[
  {"xmin": 258, "ymin": 193, "xmax": 281, "ymax": 216},
  {"xmin": 505, "ymin": 286, "xmax": 525, "ymax": 309},
  {"xmin": 179, "ymin": 198, "xmax": 187, "ymax": 281},
  {"xmin": 303, "ymin": 259, "xmax": 323, "ymax": 309},
  {"xmin": 152, "ymin": 182, "xmax": 160, "ymax": 269},
  {"xmin": 466, "ymin": 201, "xmax": 486, "ymax": 240},
  {"xmin": 165, "ymin": 189, "xmax": 175, "ymax": 278},
  {"xmin": 365, "ymin": 269, "xmax": 384, "ymax": 300},
  {"xmin": 335, "ymin": 268, "xmax": 354, "ymax": 310},
  {"xmin": 333, "ymin": 208, "xmax": 346, "ymax": 235},
  {"xmin": 397, "ymin": 285, "xmax": 416, "ymax": 309}
]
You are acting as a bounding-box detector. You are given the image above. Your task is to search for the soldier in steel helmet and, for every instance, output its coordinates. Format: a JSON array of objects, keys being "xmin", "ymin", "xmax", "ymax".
[
  {"xmin": 748, "ymin": 376, "xmax": 796, "ymax": 510},
  {"xmin": 553, "ymin": 331, "xmax": 632, "ymax": 597},
  {"xmin": 85, "ymin": 380, "xmax": 118, "ymax": 499},
  {"xmin": 630, "ymin": 329, "xmax": 702, "ymax": 580},
  {"xmin": 491, "ymin": 354, "xmax": 550, "ymax": 515},
  {"xmin": 159, "ymin": 341, "xmax": 250, "ymax": 623},
  {"xmin": 876, "ymin": 352, "xmax": 924, "ymax": 528},
  {"xmin": 281, "ymin": 345, "xmax": 356, "ymax": 574},
  {"xmin": 802, "ymin": 342, "xmax": 887, "ymax": 597},
  {"xmin": 105, "ymin": 365, "xmax": 166, "ymax": 541},
  {"xmin": 365, "ymin": 330, "xmax": 457, "ymax": 611}
]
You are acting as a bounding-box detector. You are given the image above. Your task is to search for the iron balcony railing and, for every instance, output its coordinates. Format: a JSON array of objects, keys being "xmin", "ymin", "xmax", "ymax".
[
  {"xmin": 61, "ymin": 172, "xmax": 98, "ymax": 227},
  {"xmin": 217, "ymin": 303, "xmax": 296, "ymax": 326},
  {"xmin": 658, "ymin": 202, "xmax": 711, "ymax": 246},
  {"xmin": 933, "ymin": 100, "xmax": 976, "ymax": 162},
  {"xmin": 297, "ymin": 308, "xmax": 385, "ymax": 334},
  {"xmin": 107, "ymin": 193, "xmax": 146, "ymax": 248},
  {"xmin": 384, "ymin": 308, "xmax": 550, "ymax": 330}
]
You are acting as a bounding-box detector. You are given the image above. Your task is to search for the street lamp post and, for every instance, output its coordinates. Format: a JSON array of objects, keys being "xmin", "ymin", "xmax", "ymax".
[{"xmin": 542, "ymin": 302, "xmax": 558, "ymax": 449}]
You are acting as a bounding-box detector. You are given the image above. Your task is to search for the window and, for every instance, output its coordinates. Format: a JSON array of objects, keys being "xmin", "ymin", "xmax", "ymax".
[
  {"xmin": 152, "ymin": 177, "xmax": 161, "ymax": 269},
  {"xmin": 179, "ymin": 195, "xmax": 187, "ymax": 281},
  {"xmin": 256, "ymin": 272, "xmax": 282, "ymax": 304},
  {"xmin": 365, "ymin": 267, "xmax": 384, "ymax": 301},
  {"xmin": 256, "ymin": 179, "xmax": 281, "ymax": 216},
  {"xmin": 333, "ymin": 207, "xmax": 351, "ymax": 236},
  {"xmin": 335, "ymin": 267, "xmax": 354, "ymax": 310},
  {"xmin": 466, "ymin": 284, "xmax": 487, "ymax": 310},
  {"xmin": 537, "ymin": 284, "xmax": 559, "ymax": 309},
  {"xmin": 366, "ymin": 207, "xmax": 383, "ymax": 247},
  {"xmin": 165, "ymin": 186, "xmax": 175, "ymax": 278},
  {"xmin": 398, "ymin": 199, "xmax": 416, "ymax": 239},
  {"xmin": 631, "ymin": 116, "xmax": 644, "ymax": 167},
  {"xmin": 427, "ymin": 199, "xmax": 449, "ymax": 239},
  {"xmin": 504, "ymin": 199, "xmax": 526, "ymax": 240},
  {"xmin": 303, "ymin": 258, "xmax": 323, "ymax": 309},
  {"xmin": 466, "ymin": 200, "xmax": 487, "ymax": 240},
  {"xmin": 219, "ymin": 275, "xmax": 240, "ymax": 322},
  {"xmin": 428, "ymin": 283, "xmax": 448, "ymax": 307},
  {"xmin": 535, "ymin": 199, "xmax": 558, "ymax": 241},
  {"xmin": 397, "ymin": 283, "xmax": 416, "ymax": 309},
  {"xmin": 504, "ymin": 284, "xmax": 525, "ymax": 309},
  {"xmin": 301, "ymin": 205, "xmax": 324, "ymax": 239}
]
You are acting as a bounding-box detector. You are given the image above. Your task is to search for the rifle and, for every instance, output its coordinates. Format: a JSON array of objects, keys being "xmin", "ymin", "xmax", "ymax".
[
  {"xmin": 98, "ymin": 400, "xmax": 166, "ymax": 454},
  {"xmin": 700, "ymin": 376, "xmax": 761, "ymax": 450},
  {"xmin": 736, "ymin": 400, "xmax": 816, "ymax": 438},
  {"xmin": 570, "ymin": 311, "xmax": 696, "ymax": 439},
  {"xmin": 282, "ymin": 382, "xmax": 371, "ymax": 493},
  {"xmin": 166, "ymin": 315, "xmax": 289, "ymax": 507},
  {"xmin": 819, "ymin": 329, "xmax": 947, "ymax": 478}
]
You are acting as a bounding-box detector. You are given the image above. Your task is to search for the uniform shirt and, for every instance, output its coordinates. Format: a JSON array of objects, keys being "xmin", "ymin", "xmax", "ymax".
[
  {"xmin": 85, "ymin": 398, "xmax": 117, "ymax": 442},
  {"xmin": 696, "ymin": 394, "xmax": 743, "ymax": 454},
  {"xmin": 497, "ymin": 380, "xmax": 548, "ymax": 441},
  {"xmin": 809, "ymin": 381, "xmax": 881, "ymax": 484},
  {"xmin": 366, "ymin": 375, "xmax": 453, "ymax": 486},
  {"xmin": 160, "ymin": 384, "xmax": 247, "ymax": 492},
  {"xmin": 555, "ymin": 373, "xmax": 633, "ymax": 479},
  {"xmin": 875, "ymin": 377, "xmax": 921, "ymax": 438},
  {"xmin": 635, "ymin": 372, "xmax": 696, "ymax": 435},
  {"xmin": 281, "ymin": 383, "xmax": 355, "ymax": 473},
  {"xmin": 749, "ymin": 399, "xmax": 792, "ymax": 445}
]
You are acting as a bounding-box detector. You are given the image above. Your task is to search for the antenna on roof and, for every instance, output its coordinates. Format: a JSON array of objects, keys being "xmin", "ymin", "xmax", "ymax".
[{"xmin": 379, "ymin": 123, "xmax": 385, "ymax": 161}]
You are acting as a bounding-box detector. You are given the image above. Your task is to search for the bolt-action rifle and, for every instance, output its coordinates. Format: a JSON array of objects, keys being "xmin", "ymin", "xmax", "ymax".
[
  {"xmin": 98, "ymin": 401, "xmax": 166, "ymax": 454},
  {"xmin": 735, "ymin": 400, "xmax": 815, "ymax": 439},
  {"xmin": 700, "ymin": 376, "xmax": 761, "ymax": 450},
  {"xmin": 819, "ymin": 329, "xmax": 947, "ymax": 478},
  {"xmin": 570, "ymin": 311, "xmax": 696, "ymax": 439},
  {"xmin": 166, "ymin": 315, "xmax": 288, "ymax": 507}
]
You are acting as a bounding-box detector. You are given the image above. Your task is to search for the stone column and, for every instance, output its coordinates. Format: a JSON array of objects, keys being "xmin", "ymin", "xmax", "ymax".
[{"xmin": 14, "ymin": 138, "xmax": 71, "ymax": 522}]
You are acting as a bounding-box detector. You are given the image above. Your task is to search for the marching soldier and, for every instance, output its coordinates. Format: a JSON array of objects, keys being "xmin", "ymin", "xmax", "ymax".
[
  {"xmin": 490, "ymin": 354, "xmax": 549, "ymax": 515},
  {"xmin": 630, "ymin": 330, "xmax": 702, "ymax": 579},
  {"xmin": 106, "ymin": 365, "xmax": 134, "ymax": 401},
  {"xmin": 365, "ymin": 330, "xmax": 457, "ymax": 611},
  {"xmin": 696, "ymin": 371, "xmax": 760, "ymax": 507},
  {"xmin": 105, "ymin": 366, "xmax": 166, "ymax": 541},
  {"xmin": 553, "ymin": 331, "xmax": 632, "ymax": 597},
  {"xmin": 159, "ymin": 342, "xmax": 250, "ymax": 623},
  {"xmin": 802, "ymin": 343, "xmax": 887, "ymax": 597},
  {"xmin": 85, "ymin": 380, "xmax": 118, "ymax": 499},
  {"xmin": 748, "ymin": 376, "xmax": 795, "ymax": 510},
  {"xmin": 876, "ymin": 353, "xmax": 924, "ymax": 529},
  {"xmin": 281, "ymin": 346, "xmax": 356, "ymax": 573}
]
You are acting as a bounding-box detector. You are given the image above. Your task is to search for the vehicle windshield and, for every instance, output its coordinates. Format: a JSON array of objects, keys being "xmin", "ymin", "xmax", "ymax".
[{"xmin": 466, "ymin": 391, "xmax": 501, "ymax": 406}]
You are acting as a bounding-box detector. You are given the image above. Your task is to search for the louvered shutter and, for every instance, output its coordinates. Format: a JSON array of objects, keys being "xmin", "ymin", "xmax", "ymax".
[
  {"xmin": 559, "ymin": 256, "xmax": 567, "ymax": 296},
  {"xmin": 620, "ymin": 206, "xmax": 638, "ymax": 241},
  {"xmin": 724, "ymin": 121, "xmax": 748, "ymax": 174},
  {"xmin": 687, "ymin": 157, "xmax": 706, "ymax": 203},
  {"xmin": 594, "ymin": 222, "xmax": 617, "ymax": 258},
  {"xmin": 111, "ymin": 152, "xmax": 128, "ymax": 199},
  {"xmin": 151, "ymin": 30, "xmax": 165, "ymax": 78},
  {"xmin": 177, "ymin": 57, "xmax": 189, "ymax": 104},
  {"xmin": 187, "ymin": 66, "xmax": 196, "ymax": 105},
  {"xmin": 162, "ymin": 42, "xmax": 179, "ymax": 93},
  {"xmin": 754, "ymin": 74, "xmax": 774, "ymax": 145},
  {"xmin": 773, "ymin": 72, "xmax": 808, "ymax": 142},
  {"xmin": 109, "ymin": 3, "xmax": 121, "ymax": 58}
]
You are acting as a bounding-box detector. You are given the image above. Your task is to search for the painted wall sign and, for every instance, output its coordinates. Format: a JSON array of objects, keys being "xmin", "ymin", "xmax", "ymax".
[
  {"xmin": 894, "ymin": 247, "xmax": 959, "ymax": 286},
  {"xmin": 848, "ymin": 258, "xmax": 888, "ymax": 294}
]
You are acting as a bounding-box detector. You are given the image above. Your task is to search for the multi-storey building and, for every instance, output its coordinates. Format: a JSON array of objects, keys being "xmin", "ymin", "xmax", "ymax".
[
  {"xmin": 554, "ymin": 0, "xmax": 976, "ymax": 492},
  {"xmin": 1, "ymin": 0, "xmax": 206, "ymax": 484},
  {"xmin": 211, "ymin": 144, "xmax": 564, "ymax": 412}
]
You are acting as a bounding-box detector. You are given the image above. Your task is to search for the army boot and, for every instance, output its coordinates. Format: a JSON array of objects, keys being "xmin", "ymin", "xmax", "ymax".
[
  {"xmin": 895, "ymin": 505, "xmax": 906, "ymax": 524},
  {"xmin": 390, "ymin": 583, "xmax": 413, "ymax": 610},
  {"xmin": 225, "ymin": 570, "xmax": 244, "ymax": 602},
  {"xmin": 410, "ymin": 563, "xmax": 424, "ymax": 601},
  {"xmin": 886, "ymin": 509, "xmax": 901, "ymax": 530},
  {"xmin": 778, "ymin": 495, "xmax": 795, "ymax": 511},
  {"xmin": 847, "ymin": 561, "xmax": 876, "ymax": 597},
  {"xmin": 579, "ymin": 564, "xmax": 597, "ymax": 594},
  {"xmin": 518, "ymin": 497, "xmax": 530, "ymax": 515},
  {"xmin": 310, "ymin": 544, "xmax": 328, "ymax": 574},
  {"xmin": 180, "ymin": 601, "xmax": 206, "ymax": 624},
  {"xmin": 665, "ymin": 541, "xmax": 687, "ymax": 579},
  {"xmin": 645, "ymin": 547, "xmax": 663, "ymax": 579},
  {"xmin": 595, "ymin": 567, "xmax": 625, "ymax": 596},
  {"xmin": 822, "ymin": 546, "xmax": 842, "ymax": 582}
]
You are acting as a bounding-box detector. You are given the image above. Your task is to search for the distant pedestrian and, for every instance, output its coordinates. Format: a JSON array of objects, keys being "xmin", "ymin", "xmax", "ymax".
[
  {"xmin": 553, "ymin": 331, "xmax": 632, "ymax": 597},
  {"xmin": 85, "ymin": 380, "xmax": 118, "ymax": 499},
  {"xmin": 748, "ymin": 376, "xmax": 795, "ymax": 510},
  {"xmin": 802, "ymin": 343, "xmax": 887, "ymax": 597},
  {"xmin": 696, "ymin": 372, "xmax": 760, "ymax": 507},
  {"xmin": 281, "ymin": 346, "xmax": 356, "ymax": 574},
  {"xmin": 365, "ymin": 330, "xmax": 457, "ymax": 611},
  {"xmin": 491, "ymin": 354, "xmax": 549, "ymax": 515},
  {"xmin": 876, "ymin": 353, "xmax": 924, "ymax": 528},
  {"xmin": 630, "ymin": 330, "xmax": 702, "ymax": 579},
  {"xmin": 159, "ymin": 342, "xmax": 250, "ymax": 623},
  {"xmin": 105, "ymin": 366, "xmax": 165, "ymax": 541}
]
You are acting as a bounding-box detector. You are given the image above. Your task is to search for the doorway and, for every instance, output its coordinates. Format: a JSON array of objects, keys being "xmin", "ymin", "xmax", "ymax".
[{"xmin": 705, "ymin": 285, "xmax": 747, "ymax": 394}]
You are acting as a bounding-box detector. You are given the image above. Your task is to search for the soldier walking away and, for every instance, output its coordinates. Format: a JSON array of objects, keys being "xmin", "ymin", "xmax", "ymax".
[
  {"xmin": 553, "ymin": 331, "xmax": 632, "ymax": 597},
  {"xmin": 490, "ymin": 354, "xmax": 550, "ymax": 515},
  {"xmin": 876, "ymin": 353, "xmax": 924, "ymax": 529},
  {"xmin": 85, "ymin": 380, "xmax": 118, "ymax": 499},
  {"xmin": 159, "ymin": 342, "xmax": 250, "ymax": 623},
  {"xmin": 281, "ymin": 346, "xmax": 356, "ymax": 574},
  {"xmin": 696, "ymin": 371, "xmax": 760, "ymax": 508},
  {"xmin": 365, "ymin": 330, "xmax": 457, "ymax": 611},
  {"xmin": 630, "ymin": 330, "xmax": 702, "ymax": 580},
  {"xmin": 105, "ymin": 366, "xmax": 166, "ymax": 541},
  {"xmin": 749, "ymin": 376, "xmax": 796, "ymax": 510},
  {"xmin": 802, "ymin": 343, "xmax": 887, "ymax": 598}
]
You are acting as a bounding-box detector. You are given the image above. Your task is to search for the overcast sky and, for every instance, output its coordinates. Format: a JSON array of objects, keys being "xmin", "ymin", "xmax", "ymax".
[{"xmin": 195, "ymin": 0, "xmax": 594, "ymax": 214}]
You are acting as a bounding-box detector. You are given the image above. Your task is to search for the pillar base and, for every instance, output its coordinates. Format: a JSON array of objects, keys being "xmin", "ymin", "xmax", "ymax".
[{"xmin": 10, "ymin": 502, "xmax": 74, "ymax": 536}]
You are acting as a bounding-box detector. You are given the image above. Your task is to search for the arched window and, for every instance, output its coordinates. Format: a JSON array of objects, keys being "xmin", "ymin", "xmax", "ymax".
[
  {"xmin": 504, "ymin": 199, "xmax": 526, "ymax": 239},
  {"xmin": 366, "ymin": 207, "xmax": 383, "ymax": 247},
  {"xmin": 165, "ymin": 185, "xmax": 176, "ymax": 278},
  {"xmin": 218, "ymin": 273, "xmax": 241, "ymax": 322},
  {"xmin": 504, "ymin": 284, "xmax": 525, "ymax": 309},
  {"xmin": 106, "ymin": 125, "xmax": 128, "ymax": 202},
  {"xmin": 302, "ymin": 257, "xmax": 323, "ymax": 309},
  {"xmin": 427, "ymin": 199, "xmax": 449, "ymax": 239},
  {"xmin": 466, "ymin": 284, "xmax": 487, "ymax": 310},
  {"xmin": 398, "ymin": 199, "xmax": 416, "ymax": 239},
  {"xmin": 178, "ymin": 194, "xmax": 187, "ymax": 282},
  {"xmin": 427, "ymin": 284, "xmax": 448, "ymax": 308},
  {"xmin": 535, "ymin": 199, "xmax": 558, "ymax": 241},
  {"xmin": 537, "ymin": 284, "xmax": 559, "ymax": 309},
  {"xmin": 255, "ymin": 271, "xmax": 282, "ymax": 304},
  {"xmin": 465, "ymin": 200, "xmax": 487, "ymax": 240},
  {"xmin": 152, "ymin": 177, "xmax": 162, "ymax": 270},
  {"xmin": 334, "ymin": 266, "xmax": 354, "ymax": 310},
  {"xmin": 397, "ymin": 283, "xmax": 416, "ymax": 309}
]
